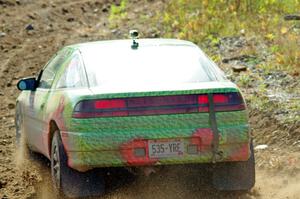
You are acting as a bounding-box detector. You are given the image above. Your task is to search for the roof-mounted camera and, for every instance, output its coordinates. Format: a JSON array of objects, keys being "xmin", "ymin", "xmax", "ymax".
[{"xmin": 130, "ymin": 29, "xmax": 139, "ymax": 49}]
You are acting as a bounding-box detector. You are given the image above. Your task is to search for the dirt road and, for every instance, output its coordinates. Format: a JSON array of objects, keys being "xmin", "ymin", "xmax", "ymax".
[{"xmin": 0, "ymin": 0, "xmax": 299, "ymax": 198}]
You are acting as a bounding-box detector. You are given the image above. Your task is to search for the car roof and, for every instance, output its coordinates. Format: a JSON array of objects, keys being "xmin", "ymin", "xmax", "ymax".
[
  {"xmin": 67, "ymin": 38, "xmax": 198, "ymax": 51},
  {"xmin": 69, "ymin": 38, "xmax": 227, "ymax": 85}
]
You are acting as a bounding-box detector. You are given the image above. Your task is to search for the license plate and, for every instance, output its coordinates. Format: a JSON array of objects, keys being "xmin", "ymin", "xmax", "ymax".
[{"xmin": 148, "ymin": 139, "xmax": 184, "ymax": 158}]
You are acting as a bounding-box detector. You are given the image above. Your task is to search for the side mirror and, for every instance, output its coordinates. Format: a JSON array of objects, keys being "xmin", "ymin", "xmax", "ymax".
[{"xmin": 17, "ymin": 77, "xmax": 37, "ymax": 91}]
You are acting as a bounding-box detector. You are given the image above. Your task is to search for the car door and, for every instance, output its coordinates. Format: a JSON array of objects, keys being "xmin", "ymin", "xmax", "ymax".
[{"xmin": 25, "ymin": 49, "xmax": 71, "ymax": 153}]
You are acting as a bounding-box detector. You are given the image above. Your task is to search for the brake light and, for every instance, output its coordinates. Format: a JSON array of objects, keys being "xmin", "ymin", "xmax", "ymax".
[
  {"xmin": 72, "ymin": 92, "xmax": 245, "ymax": 118},
  {"xmin": 198, "ymin": 95, "xmax": 209, "ymax": 112},
  {"xmin": 213, "ymin": 94, "xmax": 229, "ymax": 103},
  {"xmin": 213, "ymin": 92, "xmax": 245, "ymax": 111},
  {"xmin": 198, "ymin": 95, "xmax": 208, "ymax": 104},
  {"xmin": 94, "ymin": 99, "xmax": 126, "ymax": 109},
  {"xmin": 73, "ymin": 99, "xmax": 128, "ymax": 118}
]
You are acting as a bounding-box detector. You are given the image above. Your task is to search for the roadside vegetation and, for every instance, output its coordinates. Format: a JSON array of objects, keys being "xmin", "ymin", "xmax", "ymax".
[
  {"xmin": 159, "ymin": 0, "xmax": 300, "ymax": 72},
  {"xmin": 109, "ymin": 0, "xmax": 300, "ymax": 72}
]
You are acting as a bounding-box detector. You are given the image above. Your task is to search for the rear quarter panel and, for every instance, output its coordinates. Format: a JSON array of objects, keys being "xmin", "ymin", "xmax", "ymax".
[{"xmin": 42, "ymin": 88, "xmax": 93, "ymax": 158}]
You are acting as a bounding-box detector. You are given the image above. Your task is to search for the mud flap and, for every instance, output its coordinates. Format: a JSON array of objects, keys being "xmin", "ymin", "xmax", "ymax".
[
  {"xmin": 212, "ymin": 142, "xmax": 255, "ymax": 191},
  {"xmin": 208, "ymin": 93, "xmax": 221, "ymax": 162}
]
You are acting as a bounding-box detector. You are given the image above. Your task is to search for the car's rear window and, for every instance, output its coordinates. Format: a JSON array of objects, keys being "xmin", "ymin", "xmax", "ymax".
[{"xmin": 80, "ymin": 43, "xmax": 226, "ymax": 86}]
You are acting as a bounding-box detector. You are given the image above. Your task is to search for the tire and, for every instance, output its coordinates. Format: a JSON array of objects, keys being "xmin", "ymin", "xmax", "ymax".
[
  {"xmin": 15, "ymin": 104, "xmax": 34, "ymax": 159},
  {"xmin": 212, "ymin": 142, "xmax": 255, "ymax": 191},
  {"xmin": 51, "ymin": 131, "xmax": 105, "ymax": 198}
]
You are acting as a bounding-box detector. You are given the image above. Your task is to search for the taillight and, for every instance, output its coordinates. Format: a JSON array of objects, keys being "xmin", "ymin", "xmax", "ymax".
[
  {"xmin": 213, "ymin": 92, "xmax": 245, "ymax": 111},
  {"xmin": 73, "ymin": 92, "xmax": 245, "ymax": 118},
  {"xmin": 73, "ymin": 99, "xmax": 128, "ymax": 118},
  {"xmin": 213, "ymin": 94, "xmax": 229, "ymax": 103},
  {"xmin": 94, "ymin": 99, "xmax": 126, "ymax": 109},
  {"xmin": 198, "ymin": 95, "xmax": 209, "ymax": 112}
]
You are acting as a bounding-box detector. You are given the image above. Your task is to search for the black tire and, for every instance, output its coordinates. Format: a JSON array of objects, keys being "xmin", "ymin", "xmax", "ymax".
[
  {"xmin": 212, "ymin": 142, "xmax": 255, "ymax": 191},
  {"xmin": 51, "ymin": 131, "xmax": 105, "ymax": 198}
]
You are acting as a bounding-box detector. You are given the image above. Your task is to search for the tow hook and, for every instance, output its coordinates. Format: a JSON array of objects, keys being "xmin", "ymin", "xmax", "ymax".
[{"xmin": 212, "ymin": 150, "xmax": 224, "ymax": 163}]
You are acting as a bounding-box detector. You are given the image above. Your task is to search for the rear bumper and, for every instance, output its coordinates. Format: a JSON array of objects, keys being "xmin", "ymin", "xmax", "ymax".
[
  {"xmin": 65, "ymin": 143, "xmax": 250, "ymax": 172},
  {"xmin": 61, "ymin": 125, "xmax": 251, "ymax": 172}
]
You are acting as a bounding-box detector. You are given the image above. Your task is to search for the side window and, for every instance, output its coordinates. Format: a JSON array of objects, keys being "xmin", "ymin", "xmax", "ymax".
[
  {"xmin": 56, "ymin": 53, "xmax": 87, "ymax": 89},
  {"xmin": 38, "ymin": 53, "xmax": 65, "ymax": 89}
]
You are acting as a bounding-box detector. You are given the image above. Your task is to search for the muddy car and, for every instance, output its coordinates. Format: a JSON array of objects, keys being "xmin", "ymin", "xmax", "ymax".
[{"xmin": 15, "ymin": 36, "xmax": 255, "ymax": 197}]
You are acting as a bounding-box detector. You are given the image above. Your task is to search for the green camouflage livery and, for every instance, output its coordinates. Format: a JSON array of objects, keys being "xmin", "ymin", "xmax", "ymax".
[{"xmin": 17, "ymin": 39, "xmax": 250, "ymax": 172}]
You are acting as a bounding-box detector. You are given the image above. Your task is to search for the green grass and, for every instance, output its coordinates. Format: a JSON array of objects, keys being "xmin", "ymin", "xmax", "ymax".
[
  {"xmin": 108, "ymin": 0, "xmax": 128, "ymax": 28},
  {"xmin": 157, "ymin": 0, "xmax": 300, "ymax": 73}
]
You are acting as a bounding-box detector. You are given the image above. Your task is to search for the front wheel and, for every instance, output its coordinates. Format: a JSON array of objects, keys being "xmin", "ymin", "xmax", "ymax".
[
  {"xmin": 15, "ymin": 104, "xmax": 35, "ymax": 160},
  {"xmin": 15, "ymin": 104, "xmax": 23, "ymax": 147},
  {"xmin": 51, "ymin": 130, "xmax": 105, "ymax": 198}
]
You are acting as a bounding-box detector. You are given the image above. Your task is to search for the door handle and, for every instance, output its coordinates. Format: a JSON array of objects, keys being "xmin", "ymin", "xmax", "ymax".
[{"xmin": 40, "ymin": 103, "xmax": 45, "ymax": 109}]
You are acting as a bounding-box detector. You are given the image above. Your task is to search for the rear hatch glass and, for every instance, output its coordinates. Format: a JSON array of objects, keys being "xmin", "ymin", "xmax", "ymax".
[{"xmin": 80, "ymin": 43, "xmax": 226, "ymax": 86}]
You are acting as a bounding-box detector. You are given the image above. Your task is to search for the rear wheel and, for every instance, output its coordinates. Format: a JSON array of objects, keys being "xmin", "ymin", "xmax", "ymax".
[
  {"xmin": 212, "ymin": 142, "xmax": 255, "ymax": 191},
  {"xmin": 51, "ymin": 131, "xmax": 105, "ymax": 198}
]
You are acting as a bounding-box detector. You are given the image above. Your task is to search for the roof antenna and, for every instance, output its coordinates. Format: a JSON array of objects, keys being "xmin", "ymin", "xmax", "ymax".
[{"xmin": 130, "ymin": 29, "xmax": 139, "ymax": 49}]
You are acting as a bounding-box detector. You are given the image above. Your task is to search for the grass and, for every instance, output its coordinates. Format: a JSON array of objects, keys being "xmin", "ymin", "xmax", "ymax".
[
  {"xmin": 108, "ymin": 0, "xmax": 128, "ymax": 28},
  {"xmin": 107, "ymin": 0, "xmax": 300, "ymax": 72},
  {"xmin": 237, "ymin": 73, "xmax": 252, "ymax": 88},
  {"xmin": 157, "ymin": 0, "xmax": 300, "ymax": 73}
]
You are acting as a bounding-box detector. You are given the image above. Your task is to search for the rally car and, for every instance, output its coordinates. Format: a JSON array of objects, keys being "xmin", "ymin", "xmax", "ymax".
[{"xmin": 15, "ymin": 33, "xmax": 255, "ymax": 197}]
